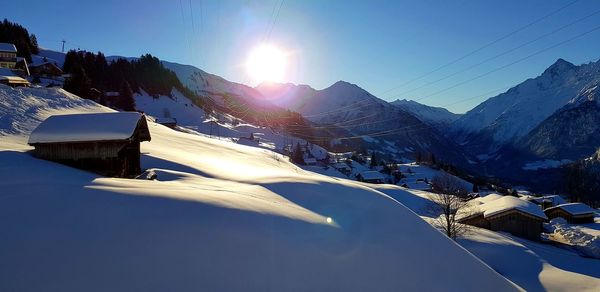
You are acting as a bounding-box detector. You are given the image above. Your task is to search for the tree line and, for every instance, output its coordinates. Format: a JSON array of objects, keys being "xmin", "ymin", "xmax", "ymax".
[
  {"xmin": 62, "ymin": 50, "xmax": 201, "ymax": 111},
  {"xmin": 0, "ymin": 19, "xmax": 39, "ymax": 62}
]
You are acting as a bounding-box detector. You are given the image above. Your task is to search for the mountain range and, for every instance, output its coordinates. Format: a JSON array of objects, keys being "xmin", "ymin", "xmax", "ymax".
[{"xmin": 38, "ymin": 47, "xmax": 600, "ymax": 191}]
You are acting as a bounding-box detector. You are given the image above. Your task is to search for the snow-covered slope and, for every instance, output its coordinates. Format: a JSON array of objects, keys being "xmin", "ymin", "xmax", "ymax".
[
  {"xmin": 375, "ymin": 188, "xmax": 600, "ymax": 291},
  {"xmin": 160, "ymin": 60, "xmax": 274, "ymax": 110},
  {"xmin": 391, "ymin": 99, "xmax": 461, "ymax": 128},
  {"xmin": 134, "ymin": 88, "xmax": 330, "ymax": 159},
  {"xmin": 0, "ymin": 85, "xmax": 518, "ymax": 291},
  {"xmin": 452, "ymin": 58, "xmax": 600, "ymax": 145}
]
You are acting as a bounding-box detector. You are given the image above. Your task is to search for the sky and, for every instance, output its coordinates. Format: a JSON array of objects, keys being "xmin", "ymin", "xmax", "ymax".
[{"xmin": 5, "ymin": 0, "xmax": 600, "ymax": 113}]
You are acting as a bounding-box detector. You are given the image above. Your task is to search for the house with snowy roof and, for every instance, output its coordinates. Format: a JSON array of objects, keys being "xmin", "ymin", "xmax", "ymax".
[
  {"xmin": 28, "ymin": 112, "xmax": 151, "ymax": 177},
  {"xmin": 357, "ymin": 171, "xmax": 386, "ymax": 184},
  {"xmin": 458, "ymin": 196, "xmax": 548, "ymax": 241},
  {"xmin": 544, "ymin": 203, "xmax": 596, "ymax": 224},
  {"xmin": 29, "ymin": 61, "xmax": 63, "ymax": 79},
  {"xmin": 0, "ymin": 43, "xmax": 17, "ymax": 69},
  {"xmin": 332, "ymin": 162, "xmax": 352, "ymax": 175}
]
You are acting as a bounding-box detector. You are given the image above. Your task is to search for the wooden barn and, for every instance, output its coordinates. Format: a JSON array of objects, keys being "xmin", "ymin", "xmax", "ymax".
[
  {"xmin": 458, "ymin": 196, "xmax": 548, "ymax": 241},
  {"xmin": 544, "ymin": 203, "xmax": 595, "ymax": 224},
  {"xmin": 28, "ymin": 112, "xmax": 151, "ymax": 178}
]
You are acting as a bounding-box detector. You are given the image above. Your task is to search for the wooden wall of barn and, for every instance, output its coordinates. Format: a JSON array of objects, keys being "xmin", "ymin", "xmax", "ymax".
[
  {"xmin": 488, "ymin": 211, "xmax": 543, "ymax": 241},
  {"xmin": 31, "ymin": 141, "xmax": 142, "ymax": 177},
  {"xmin": 545, "ymin": 209, "xmax": 594, "ymax": 224}
]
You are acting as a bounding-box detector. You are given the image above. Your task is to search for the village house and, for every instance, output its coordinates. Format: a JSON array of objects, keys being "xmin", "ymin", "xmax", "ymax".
[
  {"xmin": 524, "ymin": 194, "xmax": 566, "ymax": 210},
  {"xmin": 357, "ymin": 170, "xmax": 386, "ymax": 184},
  {"xmin": 155, "ymin": 117, "xmax": 177, "ymax": 129},
  {"xmin": 0, "ymin": 43, "xmax": 17, "ymax": 69},
  {"xmin": 544, "ymin": 203, "xmax": 596, "ymax": 224},
  {"xmin": 29, "ymin": 61, "xmax": 63, "ymax": 79},
  {"xmin": 332, "ymin": 162, "xmax": 352, "ymax": 175},
  {"xmin": 458, "ymin": 196, "xmax": 548, "ymax": 241},
  {"xmin": 28, "ymin": 112, "xmax": 151, "ymax": 178},
  {"xmin": 304, "ymin": 157, "xmax": 317, "ymax": 165},
  {"xmin": 0, "ymin": 73, "xmax": 30, "ymax": 87}
]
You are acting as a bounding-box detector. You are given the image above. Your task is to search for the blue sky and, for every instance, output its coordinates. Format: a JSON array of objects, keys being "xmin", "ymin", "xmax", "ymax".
[{"xmin": 5, "ymin": 0, "xmax": 600, "ymax": 113}]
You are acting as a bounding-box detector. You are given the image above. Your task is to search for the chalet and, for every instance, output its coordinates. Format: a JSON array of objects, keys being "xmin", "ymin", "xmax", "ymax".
[
  {"xmin": 155, "ymin": 117, "xmax": 177, "ymax": 129},
  {"xmin": 332, "ymin": 162, "xmax": 352, "ymax": 175},
  {"xmin": 0, "ymin": 43, "xmax": 17, "ymax": 69},
  {"xmin": 29, "ymin": 62, "xmax": 63, "ymax": 78},
  {"xmin": 357, "ymin": 171, "xmax": 385, "ymax": 184},
  {"xmin": 28, "ymin": 112, "xmax": 151, "ymax": 178},
  {"xmin": 458, "ymin": 196, "xmax": 548, "ymax": 241},
  {"xmin": 544, "ymin": 203, "xmax": 596, "ymax": 224},
  {"xmin": 525, "ymin": 195, "xmax": 566, "ymax": 209}
]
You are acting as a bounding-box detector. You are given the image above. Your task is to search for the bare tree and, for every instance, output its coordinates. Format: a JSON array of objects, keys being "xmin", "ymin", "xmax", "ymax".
[{"xmin": 425, "ymin": 173, "xmax": 472, "ymax": 240}]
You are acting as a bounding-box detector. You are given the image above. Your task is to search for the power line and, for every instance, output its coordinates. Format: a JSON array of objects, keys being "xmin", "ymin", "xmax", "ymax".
[
  {"xmin": 378, "ymin": 0, "xmax": 581, "ymax": 96},
  {"xmin": 388, "ymin": 7, "xmax": 600, "ymax": 100},
  {"xmin": 414, "ymin": 23, "xmax": 600, "ymax": 102},
  {"xmin": 267, "ymin": 0, "xmax": 285, "ymax": 42}
]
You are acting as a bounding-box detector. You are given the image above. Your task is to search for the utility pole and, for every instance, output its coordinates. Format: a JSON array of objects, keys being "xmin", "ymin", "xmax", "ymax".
[{"xmin": 61, "ymin": 40, "xmax": 66, "ymax": 52}]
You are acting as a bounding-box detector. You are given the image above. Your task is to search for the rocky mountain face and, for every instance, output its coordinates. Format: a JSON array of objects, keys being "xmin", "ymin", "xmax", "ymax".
[
  {"xmin": 451, "ymin": 59, "xmax": 600, "ymax": 149},
  {"xmin": 512, "ymin": 83, "xmax": 600, "ymax": 171},
  {"xmin": 450, "ymin": 58, "xmax": 600, "ymax": 164},
  {"xmin": 257, "ymin": 81, "xmax": 471, "ymax": 165},
  {"xmin": 390, "ymin": 99, "xmax": 461, "ymax": 129}
]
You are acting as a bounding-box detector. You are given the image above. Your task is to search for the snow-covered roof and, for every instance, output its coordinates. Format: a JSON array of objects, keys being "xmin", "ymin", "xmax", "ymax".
[
  {"xmin": 28, "ymin": 112, "xmax": 150, "ymax": 144},
  {"xmin": 481, "ymin": 196, "xmax": 548, "ymax": 220},
  {"xmin": 546, "ymin": 203, "xmax": 595, "ymax": 216},
  {"xmin": 333, "ymin": 162, "xmax": 351, "ymax": 170},
  {"xmin": 0, "ymin": 76, "xmax": 29, "ymax": 84},
  {"xmin": 0, "ymin": 43, "xmax": 17, "ymax": 53},
  {"xmin": 360, "ymin": 171, "xmax": 385, "ymax": 180},
  {"xmin": 527, "ymin": 195, "xmax": 566, "ymax": 206}
]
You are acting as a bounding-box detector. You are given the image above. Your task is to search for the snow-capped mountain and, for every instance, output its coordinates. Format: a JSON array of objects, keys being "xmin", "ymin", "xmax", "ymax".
[
  {"xmin": 452, "ymin": 58, "xmax": 600, "ymax": 147},
  {"xmin": 519, "ymin": 83, "xmax": 600, "ymax": 160},
  {"xmin": 257, "ymin": 81, "xmax": 470, "ymax": 164},
  {"xmin": 390, "ymin": 99, "xmax": 461, "ymax": 128}
]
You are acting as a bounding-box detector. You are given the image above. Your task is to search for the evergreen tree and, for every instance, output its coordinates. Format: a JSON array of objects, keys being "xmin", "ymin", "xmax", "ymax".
[
  {"xmin": 63, "ymin": 66, "xmax": 91, "ymax": 99},
  {"xmin": 29, "ymin": 34, "xmax": 39, "ymax": 54},
  {"xmin": 472, "ymin": 184, "xmax": 479, "ymax": 193},
  {"xmin": 118, "ymin": 81, "xmax": 136, "ymax": 111},
  {"xmin": 291, "ymin": 142, "xmax": 305, "ymax": 165},
  {"xmin": 370, "ymin": 152, "xmax": 377, "ymax": 168}
]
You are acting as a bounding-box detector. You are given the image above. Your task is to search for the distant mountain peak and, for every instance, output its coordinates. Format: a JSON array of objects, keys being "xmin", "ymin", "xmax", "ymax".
[{"xmin": 543, "ymin": 58, "xmax": 576, "ymax": 77}]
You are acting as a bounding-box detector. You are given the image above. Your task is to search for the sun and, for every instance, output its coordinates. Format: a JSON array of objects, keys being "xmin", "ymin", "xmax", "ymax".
[{"xmin": 246, "ymin": 44, "xmax": 287, "ymax": 84}]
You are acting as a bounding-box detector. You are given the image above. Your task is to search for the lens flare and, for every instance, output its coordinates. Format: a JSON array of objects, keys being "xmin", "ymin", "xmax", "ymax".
[{"xmin": 246, "ymin": 44, "xmax": 286, "ymax": 84}]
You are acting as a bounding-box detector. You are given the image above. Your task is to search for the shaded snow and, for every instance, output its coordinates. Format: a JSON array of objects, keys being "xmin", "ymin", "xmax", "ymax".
[{"xmin": 0, "ymin": 85, "xmax": 518, "ymax": 291}]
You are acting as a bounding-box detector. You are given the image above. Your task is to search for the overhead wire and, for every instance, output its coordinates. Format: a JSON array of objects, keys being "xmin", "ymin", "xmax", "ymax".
[{"xmin": 378, "ymin": 0, "xmax": 581, "ymax": 96}]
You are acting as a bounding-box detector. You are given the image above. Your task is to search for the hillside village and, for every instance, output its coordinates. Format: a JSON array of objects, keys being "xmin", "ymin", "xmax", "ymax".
[{"xmin": 1, "ymin": 18, "xmax": 600, "ymax": 291}]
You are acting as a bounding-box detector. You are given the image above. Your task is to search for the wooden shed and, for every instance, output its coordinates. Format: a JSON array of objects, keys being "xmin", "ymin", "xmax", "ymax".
[
  {"xmin": 458, "ymin": 196, "xmax": 547, "ymax": 241},
  {"xmin": 28, "ymin": 112, "xmax": 151, "ymax": 178},
  {"xmin": 544, "ymin": 203, "xmax": 595, "ymax": 224}
]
